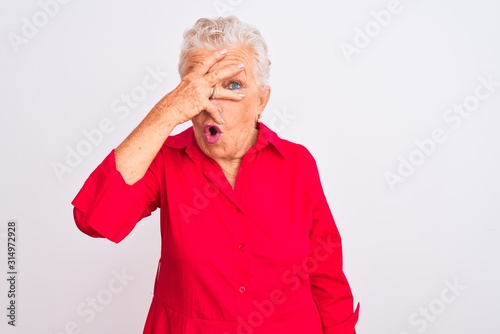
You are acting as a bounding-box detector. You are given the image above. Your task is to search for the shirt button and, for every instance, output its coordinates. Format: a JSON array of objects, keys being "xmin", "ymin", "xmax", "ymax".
[
  {"xmin": 239, "ymin": 286, "xmax": 246, "ymax": 293},
  {"xmin": 238, "ymin": 243, "xmax": 245, "ymax": 251}
]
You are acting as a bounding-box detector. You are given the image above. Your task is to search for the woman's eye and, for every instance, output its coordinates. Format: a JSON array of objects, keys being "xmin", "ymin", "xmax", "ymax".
[{"xmin": 227, "ymin": 81, "xmax": 242, "ymax": 90}]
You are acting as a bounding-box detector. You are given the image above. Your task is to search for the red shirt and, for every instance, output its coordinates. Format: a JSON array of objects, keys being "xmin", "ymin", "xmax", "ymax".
[{"xmin": 72, "ymin": 123, "xmax": 359, "ymax": 334}]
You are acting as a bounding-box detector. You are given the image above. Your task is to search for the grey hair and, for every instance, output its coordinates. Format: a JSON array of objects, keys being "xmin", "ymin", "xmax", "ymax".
[{"xmin": 178, "ymin": 16, "xmax": 270, "ymax": 87}]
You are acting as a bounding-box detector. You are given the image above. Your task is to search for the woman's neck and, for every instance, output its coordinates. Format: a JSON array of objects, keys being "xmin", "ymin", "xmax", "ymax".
[
  {"xmin": 216, "ymin": 158, "xmax": 241, "ymax": 188},
  {"xmin": 213, "ymin": 127, "xmax": 259, "ymax": 188}
]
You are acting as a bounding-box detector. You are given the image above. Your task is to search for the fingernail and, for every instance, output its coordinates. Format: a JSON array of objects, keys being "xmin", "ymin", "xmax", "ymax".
[
  {"xmin": 221, "ymin": 118, "xmax": 225, "ymax": 124},
  {"xmin": 220, "ymin": 49, "xmax": 227, "ymax": 55},
  {"xmin": 236, "ymin": 63, "xmax": 244, "ymax": 69},
  {"xmin": 238, "ymin": 93, "xmax": 245, "ymax": 97}
]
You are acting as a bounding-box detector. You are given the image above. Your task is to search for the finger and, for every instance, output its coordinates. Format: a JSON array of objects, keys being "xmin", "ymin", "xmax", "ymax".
[
  {"xmin": 206, "ymin": 63, "xmax": 245, "ymax": 86},
  {"xmin": 190, "ymin": 49, "xmax": 228, "ymax": 76},
  {"xmin": 203, "ymin": 103, "xmax": 225, "ymax": 125},
  {"xmin": 211, "ymin": 88, "xmax": 245, "ymax": 101}
]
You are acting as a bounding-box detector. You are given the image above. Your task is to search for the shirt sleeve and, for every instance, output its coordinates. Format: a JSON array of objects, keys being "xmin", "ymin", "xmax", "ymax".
[
  {"xmin": 71, "ymin": 150, "xmax": 161, "ymax": 243},
  {"xmin": 306, "ymin": 155, "xmax": 360, "ymax": 334}
]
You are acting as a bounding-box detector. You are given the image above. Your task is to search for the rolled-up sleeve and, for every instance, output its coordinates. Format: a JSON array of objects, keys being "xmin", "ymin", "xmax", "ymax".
[
  {"xmin": 307, "ymin": 158, "xmax": 359, "ymax": 334},
  {"xmin": 71, "ymin": 150, "xmax": 161, "ymax": 243}
]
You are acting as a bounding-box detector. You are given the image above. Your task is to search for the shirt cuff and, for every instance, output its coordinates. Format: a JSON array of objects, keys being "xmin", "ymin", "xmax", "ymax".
[
  {"xmin": 323, "ymin": 303, "xmax": 360, "ymax": 334},
  {"xmin": 72, "ymin": 151, "xmax": 152, "ymax": 243}
]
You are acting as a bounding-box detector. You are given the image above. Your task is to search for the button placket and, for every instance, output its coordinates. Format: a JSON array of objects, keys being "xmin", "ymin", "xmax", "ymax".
[{"xmin": 234, "ymin": 209, "xmax": 252, "ymax": 314}]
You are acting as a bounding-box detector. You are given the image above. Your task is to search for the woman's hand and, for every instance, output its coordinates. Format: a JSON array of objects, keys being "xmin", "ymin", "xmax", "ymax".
[{"xmin": 154, "ymin": 49, "xmax": 245, "ymax": 125}]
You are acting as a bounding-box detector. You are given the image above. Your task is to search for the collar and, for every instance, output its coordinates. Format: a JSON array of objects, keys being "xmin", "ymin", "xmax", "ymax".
[{"xmin": 164, "ymin": 123, "xmax": 286, "ymax": 158}]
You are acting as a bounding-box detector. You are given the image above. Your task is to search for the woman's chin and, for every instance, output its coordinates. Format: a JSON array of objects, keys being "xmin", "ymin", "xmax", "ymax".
[{"xmin": 197, "ymin": 139, "xmax": 228, "ymax": 160}]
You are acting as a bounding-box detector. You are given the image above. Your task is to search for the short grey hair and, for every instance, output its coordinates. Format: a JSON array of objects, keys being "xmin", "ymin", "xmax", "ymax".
[{"xmin": 178, "ymin": 16, "xmax": 271, "ymax": 87}]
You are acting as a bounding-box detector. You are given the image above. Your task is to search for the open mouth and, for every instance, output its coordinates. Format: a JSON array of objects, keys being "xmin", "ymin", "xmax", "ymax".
[{"xmin": 202, "ymin": 124, "xmax": 223, "ymax": 144}]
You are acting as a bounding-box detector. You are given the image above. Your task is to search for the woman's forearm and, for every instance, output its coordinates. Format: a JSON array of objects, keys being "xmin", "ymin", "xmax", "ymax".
[{"xmin": 114, "ymin": 101, "xmax": 179, "ymax": 185}]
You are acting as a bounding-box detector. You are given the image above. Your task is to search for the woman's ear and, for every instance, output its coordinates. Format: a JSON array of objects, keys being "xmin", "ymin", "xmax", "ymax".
[{"xmin": 258, "ymin": 85, "xmax": 271, "ymax": 112}]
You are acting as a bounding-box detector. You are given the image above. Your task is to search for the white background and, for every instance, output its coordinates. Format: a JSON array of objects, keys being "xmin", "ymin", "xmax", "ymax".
[{"xmin": 1, "ymin": 0, "xmax": 499, "ymax": 333}]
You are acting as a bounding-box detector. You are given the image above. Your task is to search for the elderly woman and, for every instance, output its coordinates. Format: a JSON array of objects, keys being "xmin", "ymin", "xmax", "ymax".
[{"xmin": 72, "ymin": 16, "xmax": 359, "ymax": 334}]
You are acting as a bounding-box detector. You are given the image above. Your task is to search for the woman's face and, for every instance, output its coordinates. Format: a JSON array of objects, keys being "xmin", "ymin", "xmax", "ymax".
[{"xmin": 188, "ymin": 45, "xmax": 270, "ymax": 162}]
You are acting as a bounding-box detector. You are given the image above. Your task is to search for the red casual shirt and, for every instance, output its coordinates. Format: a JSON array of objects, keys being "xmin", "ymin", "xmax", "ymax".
[{"xmin": 72, "ymin": 123, "xmax": 359, "ymax": 334}]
